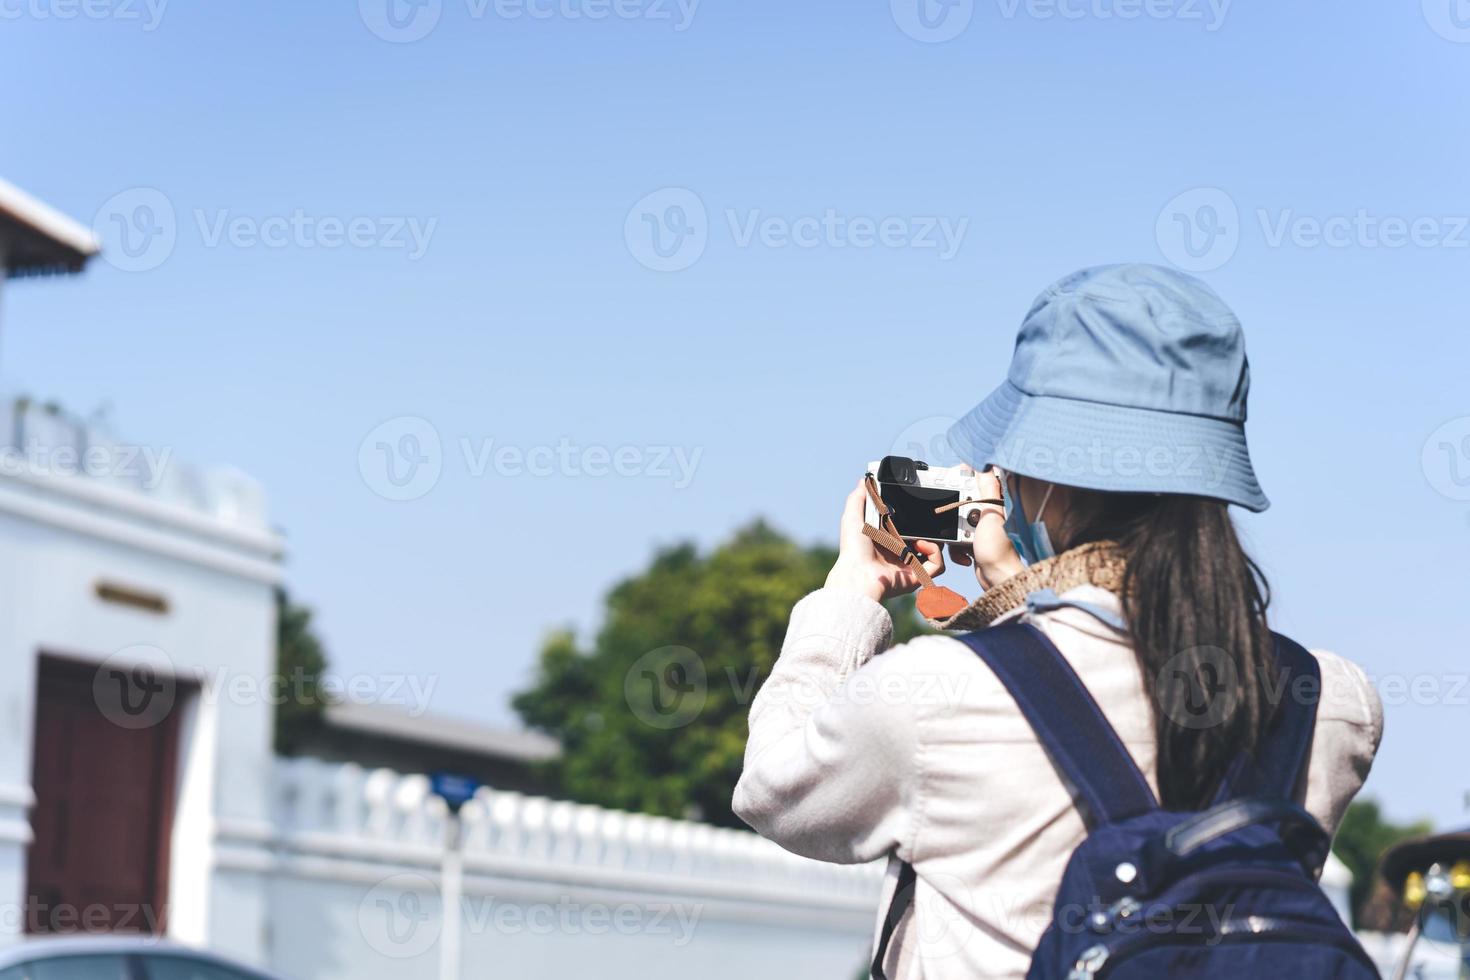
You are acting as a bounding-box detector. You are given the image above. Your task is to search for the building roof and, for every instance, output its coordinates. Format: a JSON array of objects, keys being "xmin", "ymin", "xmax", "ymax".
[
  {"xmin": 0, "ymin": 178, "xmax": 99, "ymax": 277},
  {"xmin": 322, "ymin": 700, "xmax": 561, "ymax": 764}
]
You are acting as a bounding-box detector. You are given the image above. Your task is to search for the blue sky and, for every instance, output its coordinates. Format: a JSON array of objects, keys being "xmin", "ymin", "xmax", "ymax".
[{"xmin": 2, "ymin": 0, "xmax": 1468, "ymax": 827}]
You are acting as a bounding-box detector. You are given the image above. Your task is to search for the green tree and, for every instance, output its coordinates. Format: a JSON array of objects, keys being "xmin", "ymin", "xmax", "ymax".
[
  {"xmin": 512, "ymin": 521, "xmax": 929, "ymax": 828},
  {"xmin": 273, "ymin": 587, "xmax": 333, "ymax": 754},
  {"xmin": 1332, "ymin": 798, "xmax": 1432, "ymax": 927}
]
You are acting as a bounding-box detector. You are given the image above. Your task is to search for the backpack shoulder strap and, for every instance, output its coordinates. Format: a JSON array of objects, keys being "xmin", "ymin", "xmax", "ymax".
[
  {"xmin": 870, "ymin": 860, "xmax": 916, "ymax": 980},
  {"xmin": 872, "ymin": 624, "xmax": 1158, "ymax": 979},
  {"xmin": 1214, "ymin": 632, "xmax": 1322, "ymax": 803},
  {"xmin": 957, "ymin": 623, "xmax": 1158, "ymax": 826}
]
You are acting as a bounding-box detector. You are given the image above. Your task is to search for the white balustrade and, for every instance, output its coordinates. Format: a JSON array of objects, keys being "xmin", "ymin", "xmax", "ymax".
[
  {"xmin": 268, "ymin": 756, "xmax": 884, "ymax": 907},
  {"xmin": 246, "ymin": 758, "xmax": 888, "ymax": 979}
]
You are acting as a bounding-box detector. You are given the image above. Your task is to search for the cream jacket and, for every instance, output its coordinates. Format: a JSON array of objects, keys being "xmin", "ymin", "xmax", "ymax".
[{"xmin": 732, "ymin": 584, "xmax": 1384, "ymax": 979}]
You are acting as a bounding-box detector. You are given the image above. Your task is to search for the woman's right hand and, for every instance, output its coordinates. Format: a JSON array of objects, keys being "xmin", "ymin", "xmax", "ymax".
[
  {"xmin": 948, "ymin": 468, "xmax": 1024, "ymax": 589},
  {"xmin": 824, "ymin": 480, "xmax": 947, "ymax": 603}
]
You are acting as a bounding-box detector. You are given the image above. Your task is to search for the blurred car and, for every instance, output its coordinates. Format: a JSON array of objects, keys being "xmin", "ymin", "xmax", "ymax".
[{"xmin": 0, "ymin": 937, "xmax": 286, "ymax": 980}]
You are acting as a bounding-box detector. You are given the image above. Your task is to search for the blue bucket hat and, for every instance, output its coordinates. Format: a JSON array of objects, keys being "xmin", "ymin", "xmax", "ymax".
[{"xmin": 947, "ymin": 263, "xmax": 1268, "ymax": 511}]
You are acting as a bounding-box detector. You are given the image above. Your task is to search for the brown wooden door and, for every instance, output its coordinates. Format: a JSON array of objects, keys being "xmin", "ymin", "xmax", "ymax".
[{"xmin": 25, "ymin": 654, "xmax": 184, "ymax": 935}]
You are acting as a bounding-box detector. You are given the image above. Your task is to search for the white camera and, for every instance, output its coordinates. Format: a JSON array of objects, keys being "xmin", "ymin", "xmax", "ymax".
[{"xmin": 864, "ymin": 455, "xmax": 987, "ymax": 545}]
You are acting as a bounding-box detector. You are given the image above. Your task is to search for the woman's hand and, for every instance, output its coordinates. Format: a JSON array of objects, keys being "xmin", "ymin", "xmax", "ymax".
[
  {"xmin": 824, "ymin": 479, "xmax": 946, "ymax": 603},
  {"xmin": 946, "ymin": 468, "xmax": 1024, "ymax": 589}
]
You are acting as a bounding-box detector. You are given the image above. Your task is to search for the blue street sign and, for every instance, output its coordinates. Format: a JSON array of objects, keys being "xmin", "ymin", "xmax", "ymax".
[{"xmin": 430, "ymin": 772, "xmax": 481, "ymax": 814}]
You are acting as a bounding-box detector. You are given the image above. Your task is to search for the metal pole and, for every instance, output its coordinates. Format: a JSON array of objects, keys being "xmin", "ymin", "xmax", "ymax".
[
  {"xmin": 1389, "ymin": 917, "xmax": 1422, "ymax": 980},
  {"xmin": 439, "ymin": 812, "xmax": 464, "ymax": 980}
]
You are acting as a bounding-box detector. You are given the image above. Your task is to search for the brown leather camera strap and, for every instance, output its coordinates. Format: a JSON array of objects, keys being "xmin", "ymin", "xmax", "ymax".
[
  {"xmin": 934, "ymin": 495, "xmax": 1003, "ymax": 514},
  {"xmin": 861, "ymin": 476, "xmax": 935, "ymax": 588},
  {"xmin": 860, "ymin": 475, "xmax": 968, "ymax": 619}
]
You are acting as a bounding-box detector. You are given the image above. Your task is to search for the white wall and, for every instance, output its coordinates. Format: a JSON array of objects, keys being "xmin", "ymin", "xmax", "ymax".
[
  {"xmin": 1320, "ymin": 851, "xmax": 1354, "ymax": 926},
  {"xmin": 0, "ymin": 439, "xmax": 282, "ymax": 959},
  {"xmin": 255, "ymin": 759, "xmax": 881, "ymax": 980}
]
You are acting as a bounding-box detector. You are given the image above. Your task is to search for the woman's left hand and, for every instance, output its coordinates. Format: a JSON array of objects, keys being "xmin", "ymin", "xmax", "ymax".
[{"xmin": 824, "ymin": 479, "xmax": 946, "ymax": 603}]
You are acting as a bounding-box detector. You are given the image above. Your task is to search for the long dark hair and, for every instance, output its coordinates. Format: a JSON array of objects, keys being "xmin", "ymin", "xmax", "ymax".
[{"xmin": 1061, "ymin": 491, "xmax": 1274, "ymax": 811}]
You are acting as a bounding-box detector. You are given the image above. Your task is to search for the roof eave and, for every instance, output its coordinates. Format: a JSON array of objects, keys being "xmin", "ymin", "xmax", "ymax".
[{"xmin": 0, "ymin": 178, "xmax": 100, "ymax": 277}]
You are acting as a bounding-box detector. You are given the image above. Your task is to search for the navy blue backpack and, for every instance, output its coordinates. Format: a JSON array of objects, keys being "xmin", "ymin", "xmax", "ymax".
[{"xmin": 872, "ymin": 623, "xmax": 1380, "ymax": 980}]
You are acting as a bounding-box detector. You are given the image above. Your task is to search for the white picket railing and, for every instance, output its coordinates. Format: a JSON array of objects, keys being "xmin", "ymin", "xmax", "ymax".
[
  {"xmin": 269, "ymin": 756, "xmax": 881, "ymax": 906},
  {"xmin": 248, "ymin": 757, "xmax": 883, "ymax": 980}
]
